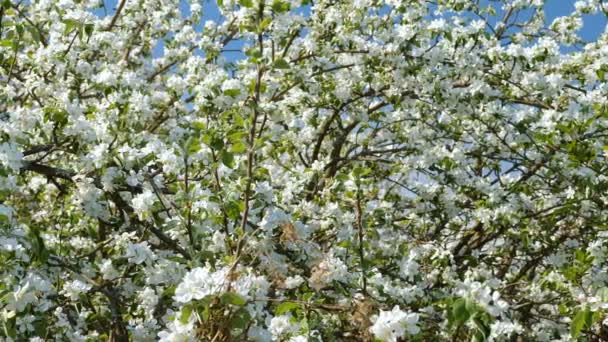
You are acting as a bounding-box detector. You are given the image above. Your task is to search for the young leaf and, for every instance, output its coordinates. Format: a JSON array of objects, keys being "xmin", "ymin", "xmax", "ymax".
[
  {"xmin": 230, "ymin": 308, "xmax": 252, "ymax": 330},
  {"xmin": 275, "ymin": 301, "xmax": 300, "ymax": 315},
  {"xmin": 451, "ymin": 298, "xmax": 470, "ymax": 326},
  {"xmin": 271, "ymin": 0, "xmax": 290, "ymax": 13},
  {"xmin": 221, "ymin": 292, "xmax": 247, "ymax": 306},
  {"xmin": 273, "ymin": 58, "xmax": 290, "ymax": 69},
  {"xmin": 571, "ymin": 307, "xmax": 592, "ymax": 338},
  {"xmin": 238, "ymin": 0, "xmax": 253, "ymax": 8},
  {"xmin": 221, "ymin": 150, "xmax": 235, "ymax": 168},
  {"xmin": 180, "ymin": 304, "xmax": 193, "ymax": 324}
]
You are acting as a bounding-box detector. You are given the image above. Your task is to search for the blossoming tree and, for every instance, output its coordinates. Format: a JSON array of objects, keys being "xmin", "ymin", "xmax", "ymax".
[{"xmin": 2, "ymin": 0, "xmax": 608, "ymax": 340}]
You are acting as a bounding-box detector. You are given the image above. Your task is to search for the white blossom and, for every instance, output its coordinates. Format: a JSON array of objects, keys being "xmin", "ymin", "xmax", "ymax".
[
  {"xmin": 370, "ymin": 306, "xmax": 420, "ymax": 341},
  {"xmin": 173, "ymin": 266, "xmax": 228, "ymax": 303},
  {"xmin": 62, "ymin": 280, "xmax": 92, "ymax": 301}
]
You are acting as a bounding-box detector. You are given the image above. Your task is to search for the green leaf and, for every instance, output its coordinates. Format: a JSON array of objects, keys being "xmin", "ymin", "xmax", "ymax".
[
  {"xmin": 452, "ymin": 298, "xmax": 470, "ymax": 326},
  {"xmin": 571, "ymin": 307, "xmax": 593, "ymax": 338},
  {"xmin": 245, "ymin": 48, "xmax": 262, "ymax": 58},
  {"xmin": 259, "ymin": 18, "xmax": 272, "ymax": 31},
  {"xmin": 0, "ymin": 39, "xmax": 15, "ymax": 50},
  {"xmin": 337, "ymin": 241, "xmax": 351, "ymax": 248},
  {"xmin": 163, "ymin": 285, "xmax": 176, "ymax": 297},
  {"xmin": 221, "ymin": 150, "xmax": 235, "ymax": 168},
  {"xmin": 271, "ymin": 0, "xmax": 290, "ymax": 13},
  {"xmin": 472, "ymin": 315, "xmax": 491, "ymax": 340},
  {"xmin": 63, "ymin": 19, "xmax": 80, "ymax": 35},
  {"xmin": 192, "ymin": 121, "xmax": 206, "ymax": 131},
  {"xmin": 221, "ymin": 292, "xmax": 247, "ymax": 306},
  {"xmin": 27, "ymin": 226, "xmax": 48, "ymax": 263},
  {"xmin": 188, "ymin": 137, "xmax": 202, "ymax": 154},
  {"xmin": 230, "ymin": 142, "xmax": 247, "ymax": 154},
  {"xmin": 3, "ymin": 315, "xmax": 16, "ymax": 338},
  {"xmin": 226, "ymin": 200, "xmax": 243, "ymax": 220},
  {"xmin": 227, "ymin": 131, "xmax": 248, "ymax": 143},
  {"xmin": 83, "ymin": 23, "xmax": 94, "ymax": 38},
  {"xmin": 210, "ymin": 136, "xmax": 224, "ymax": 150},
  {"xmin": 223, "ymin": 88, "xmax": 241, "ymax": 97},
  {"xmin": 180, "ymin": 304, "xmax": 193, "ymax": 324},
  {"xmin": 273, "ymin": 58, "xmax": 290, "ymax": 69},
  {"xmin": 597, "ymin": 287, "xmax": 608, "ymax": 302},
  {"xmin": 15, "ymin": 24, "xmax": 24, "ymax": 37},
  {"xmin": 238, "ymin": 0, "xmax": 253, "ymax": 7},
  {"xmin": 275, "ymin": 301, "xmax": 300, "ymax": 315},
  {"xmin": 44, "ymin": 107, "xmax": 68, "ymax": 125},
  {"xmin": 230, "ymin": 308, "xmax": 251, "ymax": 330},
  {"xmin": 26, "ymin": 25, "xmax": 41, "ymax": 43},
  {"xmin": 353, "ymin": 166, "xmax": 372, "ymax": 177}
]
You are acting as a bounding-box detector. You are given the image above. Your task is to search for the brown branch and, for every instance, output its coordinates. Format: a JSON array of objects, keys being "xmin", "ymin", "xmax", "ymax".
[
  {"xmin": 20, "ymin": 161, "xmax": 75, "ymax": 181},
  {"xmin": 106, "ymin": 0, "xmax": 127, "ymax": 31},
  {"xmin": 183, "ymin": 146, "xmax": 195, "ymax": 249},
  {"xmin": 355, "ymin": 191, "xmax": 367, "ymax": 294},
  {"xmin": 23, "ymin": 144, "xmax": 55, "ymax": 156}
]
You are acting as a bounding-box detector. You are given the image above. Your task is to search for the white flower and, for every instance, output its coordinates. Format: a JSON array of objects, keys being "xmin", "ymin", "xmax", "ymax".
[
  {"xmin": 0, "ymin": 237, "xmax": 23, "ymax": 252},
  {"xmin": 564, "ymin": 186, "xmax": 576, "ymax": 199},
  {"xmin": 221, "ymin": 78, "xmax": 242, "ymax": 92},
  {"xmin": 255, "ymin": 181, "xmax": 274, "ymax": 202},
  {"xmin": 158, "ymin": 318, "xmax": 196, "ymax": 342},
  {"xmin": 489, "ymin": 320, "xmax": 523, "ymax": 340},
  {"xmin": 95, "ymin": 69, "xmax": 118, "ymax": 86},
  {"xmin": 588, "ymin": 240, "xmax": 606, "ymax": 266},
  {"xmin": 5, "ymin": 282, "xmax": 36, "ymax": 313},
  {"xmin": 309, "ymin": 253, "xmax": 349, "ymax": 290},
  {"xmin": 126, "ymin": 170, "xmax": 140, "ymax": 186},
  {"xmin": 259, "ymin": 207, "xmax": 290, "ymax": 231},
  {"xmin": 174, "ymin": 266, "xmax": 228, "ymax": 303},
  {"xmin": 190, "ymin": 2, "xmax": 202, "ymax": 16},
  {"xmin": 100, "ymin": 259, "xmax": 119, "ymax": 280},
  {"xmin": 139, "ymin": 287, "xmax": 159, "ymax": 313},
  {"xmin": 247, "ymin": 325, "xmax": 273, "ymax": 341},
  {"xmin": 284, "ymin": 275, "xmax": 304, "ymax": 289},
  {"xmin": 428, "ymin": 18, "xmax": 447, "ymax": 31},
  {"xmin": 62, "ymin": 280, "xmax": 92, "ymax": 301},
  {"xmin": 0, "ymin": 204, "xmax": 14, "ymax": 221},
  {"xmin": 87, "ymin": 143, "xmax": 108, "ymax": 168},
  {"xmin": 125, "ymin": 242, "xmax": 155, "ymax": 265},
  {"xmin": 0, "ymin": 142, "xmax": 23, "ymax": 172},
  {"xmin": 210, "ymin": 231, "xmax": 226, "ymax": 252},
  {"xmin": 269, "ymin": 314, "xmax": 300, "ymax": 339},
  {"xmin": 370, "ymin": 306, "xmax": 420, "ymax": 342},
  {"xmin": 74, "ymin": 178, "xmax": 109, "ymax": 219},
  {"xmin": 456, "ymin": 280, "xmax": 509, "ymax": 317},
  {"xmin": 100, "ymin": 167, "xmax": 119, "ymax": 192},
  {"xmin": 400, "ymin": 255, "xmax": 420, "ymax": 281},
  {"xmin": 131, "ymin": 190, "xmax": 156, "ymax": 219}
]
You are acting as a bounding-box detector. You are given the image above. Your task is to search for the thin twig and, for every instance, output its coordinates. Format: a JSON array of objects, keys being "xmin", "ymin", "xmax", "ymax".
[
  {"xmin": 355, "ymin": 191, "xmax": 367, "ymax": 294},
  {"xmin": 106, "ymin": 0, "xmax": 127, "ymax": 31}
]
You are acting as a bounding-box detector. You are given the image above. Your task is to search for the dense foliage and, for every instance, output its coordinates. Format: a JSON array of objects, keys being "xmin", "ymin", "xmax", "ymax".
[{"xmin": 2, "ymin": 0, "xmax": 608, "ymax": 340}]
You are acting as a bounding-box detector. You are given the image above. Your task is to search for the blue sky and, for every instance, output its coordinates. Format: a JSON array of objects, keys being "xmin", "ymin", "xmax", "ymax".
[{"xmin": 545, "ymin": 0, "xmax": 606, "ymax": 41}]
